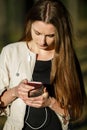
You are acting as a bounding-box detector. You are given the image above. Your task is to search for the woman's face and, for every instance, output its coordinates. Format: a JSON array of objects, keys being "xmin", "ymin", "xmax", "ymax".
[{"xmin": 31, "ymin": 21, "xmax": 56, "ymax": 50}]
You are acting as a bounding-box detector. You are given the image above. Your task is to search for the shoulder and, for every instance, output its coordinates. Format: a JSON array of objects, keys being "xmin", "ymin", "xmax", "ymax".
[
  {"xmin": 0, "ymin": 41, "xmax": 28, "ymax": 63},
  {"xmin": 1, "ymin": 41, "xmax": 28, "ymax": 56},
  {"xmin": 0, "ymin": 41, "xmax": 36, "ymax": 61},
  {"xmin": 2, "ymin": 41, "xmax": 26, "ymax": 51}
]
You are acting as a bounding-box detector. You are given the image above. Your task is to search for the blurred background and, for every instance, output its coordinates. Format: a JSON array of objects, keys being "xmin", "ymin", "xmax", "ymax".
[{"xmin": 0, "ymin": 0, "xmax": 87, "ymax": 130}]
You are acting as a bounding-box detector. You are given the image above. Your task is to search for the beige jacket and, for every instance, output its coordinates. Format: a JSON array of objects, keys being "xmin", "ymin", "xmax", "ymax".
[{"xmin": 0, "ymin": 42, "xmax": 36, "ymax": 130}]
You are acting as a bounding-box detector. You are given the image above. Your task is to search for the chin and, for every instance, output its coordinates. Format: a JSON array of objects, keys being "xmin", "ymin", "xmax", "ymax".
[{"xmin": 39, "ymin": 46, "xmax": 48, "ymax": 49}]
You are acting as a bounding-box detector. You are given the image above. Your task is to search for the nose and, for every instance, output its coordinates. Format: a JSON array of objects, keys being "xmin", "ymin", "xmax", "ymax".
[{"xmin": 40, "ymin": 35, "xmax": 46, "ymax": 45}]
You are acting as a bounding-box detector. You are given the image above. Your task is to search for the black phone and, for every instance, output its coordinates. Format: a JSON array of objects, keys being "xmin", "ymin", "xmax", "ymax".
[{"xmin": 27, "ymin": 81, "xmax": 44, "ymax": 97}]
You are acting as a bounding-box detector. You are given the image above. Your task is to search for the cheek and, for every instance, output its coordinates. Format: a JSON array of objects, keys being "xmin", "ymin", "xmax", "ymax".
[
  {"xmin": 31, "ymin": 32, "xmax": 38, "ymax": 41},
  {"xmin": 47, "ymin": 38, "xmax": 55, "ymax": 45}
]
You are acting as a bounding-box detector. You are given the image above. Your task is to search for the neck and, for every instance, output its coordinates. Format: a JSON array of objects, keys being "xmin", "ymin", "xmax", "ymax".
[{"xmin": 27, "ymin": 41, "xmax": 54, "ymax": 61}]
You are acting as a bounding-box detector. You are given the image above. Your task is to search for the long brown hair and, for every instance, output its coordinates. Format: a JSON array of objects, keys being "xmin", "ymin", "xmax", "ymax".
[{"xmin": 22, "ymin": 0, "xmax": 86, "ymax": 120}]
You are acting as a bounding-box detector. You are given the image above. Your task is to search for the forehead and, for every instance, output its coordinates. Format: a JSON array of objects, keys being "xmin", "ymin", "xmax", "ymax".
[{"xmin": 31, "ymin": 21, "xmax": 56, "ymax": 34}]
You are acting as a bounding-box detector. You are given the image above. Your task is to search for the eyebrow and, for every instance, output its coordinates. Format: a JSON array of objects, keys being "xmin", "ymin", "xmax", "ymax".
[
  {"xmin": 33, "ymin": 28, "xmax": 40, "ymax": 33},
  {"xmin": 33, "ymin": 28, "xmax": 55, "ymax": 35}
]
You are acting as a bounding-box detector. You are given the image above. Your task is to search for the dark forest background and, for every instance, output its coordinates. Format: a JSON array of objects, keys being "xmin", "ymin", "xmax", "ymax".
[{"xmin": 0, "ymin": 0, "xmax": 87, "ymax": 130}]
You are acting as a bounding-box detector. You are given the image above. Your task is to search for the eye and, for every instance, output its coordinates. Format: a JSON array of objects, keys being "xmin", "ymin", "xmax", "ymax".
[
  {"xmin": 35, "ymin": 30, "xmax": 40, "ymax": 35},
  {"xmin": 47, "ymin": 34, "xmax": 55, "ymax": 38}
]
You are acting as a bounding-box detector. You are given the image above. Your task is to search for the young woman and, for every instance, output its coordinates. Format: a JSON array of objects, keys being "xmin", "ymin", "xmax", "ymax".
[{"xmin": 0, "ymin": 0, "xmax": 86, "ymax": 130}]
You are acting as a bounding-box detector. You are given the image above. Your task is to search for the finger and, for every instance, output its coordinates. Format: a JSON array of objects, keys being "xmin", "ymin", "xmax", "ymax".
[
  {"xmin": 43, "ymin": 87, "xmax": 47, "ymax": 92},
  {"xmin": 42, "ymin": 91, "xmax": 49, "ymax": 99},
  {"xmin": 19, "ymin": 83, "xmax": 34, "ymax": 92},
  {"xmin": 25, "ymin": 99, "xmax": 43, "ymax": 108},
  {"xmin": 21, "ymin": 79, "xmax": 28, "ymax": 84}
]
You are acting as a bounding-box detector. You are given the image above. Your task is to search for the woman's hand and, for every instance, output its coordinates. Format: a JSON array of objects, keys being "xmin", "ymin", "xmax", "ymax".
[
  {"xmin": 15, "ymin": 79, "xmax": 50, "ymax": 108},
  {"xmin": 24, "ymin": 90, "xmax": 49, "ymax": 108},
  {"xmin": 14, "ymin": 79, "xmax": 34, "ymax": 100},
  {"xmin": 0, "ymin": 79, "xmax": 34, "ymax": 107}
]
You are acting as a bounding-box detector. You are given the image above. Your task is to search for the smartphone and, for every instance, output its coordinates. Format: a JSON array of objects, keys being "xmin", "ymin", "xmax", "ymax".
[{"xmin": 27, "ymin": 81, "xmax": 44, "ymax": 97}]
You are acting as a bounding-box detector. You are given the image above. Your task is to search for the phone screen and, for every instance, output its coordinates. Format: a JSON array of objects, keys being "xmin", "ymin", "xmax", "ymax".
[{"xmin": 27, "ymin": 81, "xmax": 44, "ymax": 97}]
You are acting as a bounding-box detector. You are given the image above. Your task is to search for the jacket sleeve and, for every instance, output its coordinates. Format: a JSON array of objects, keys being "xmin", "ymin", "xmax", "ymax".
[{"xmin": 0, "ymin": 47, "xmax": 10, "ymax": 116}]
